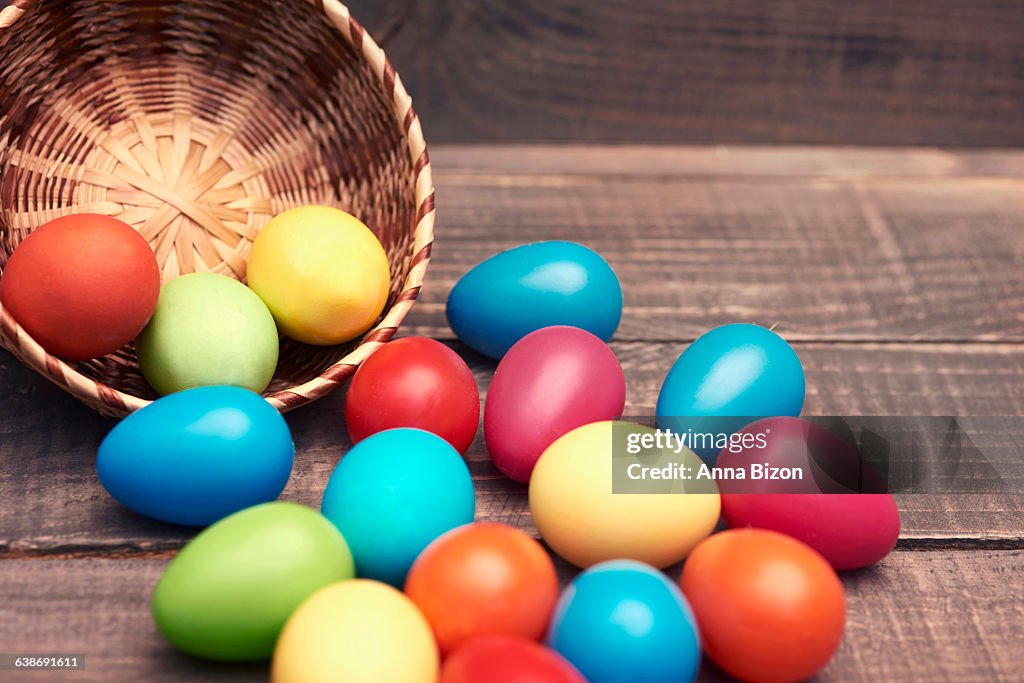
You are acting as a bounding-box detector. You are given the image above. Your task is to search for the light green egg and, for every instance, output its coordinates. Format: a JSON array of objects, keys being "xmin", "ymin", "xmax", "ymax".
[
  {"xmin": 152, "ymin": 501, "xmax": 355, "ymax": 661},
  {"xmin": 136, "ymin": 273, "xmax": 279, "ymax": 394}
]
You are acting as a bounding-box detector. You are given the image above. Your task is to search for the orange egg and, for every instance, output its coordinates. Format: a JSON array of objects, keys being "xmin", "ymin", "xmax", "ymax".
[
  {"xmin": 680, "ymin": 529, "xmax": 846, "ymax": 683},
  {"xmin": 0, "ymin": 214, "xmax": 160, "ymax": 360},
  {"xmin": 404, "ymin": 522, "xmax": 559, "ymax": 654}
]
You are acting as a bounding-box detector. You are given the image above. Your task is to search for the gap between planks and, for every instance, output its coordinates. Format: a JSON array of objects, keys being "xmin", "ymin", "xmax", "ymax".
[
  {"xmin": 418, "ymin": 334, "xmax": 1024, "ymax": 347},
  {"xmin": 4, "ymin": 536, "xmax": 1023, "ymax": 561},
  {"xmin": 429, "ymin": 145, "xmax": 1024, "ymax": 180}
]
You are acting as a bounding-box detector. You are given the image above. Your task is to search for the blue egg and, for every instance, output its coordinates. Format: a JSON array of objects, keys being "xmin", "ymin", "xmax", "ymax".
[
  {"xmin": 97, "ymin": 386, "xmax": 294, "ymax": 526},
  {"xmin": 446, "ymin": 241, "xmax": 622, "ymax": 359},
  {"xmin": 548, "ymin": 560, "xmax": 701, "ymax": 683},
  {"xmin": 656, "ymin": 324, "xmax": 805, "ymax": 459},
  {"xmin": 320, "ymin": 428, "xmax": 475, "ymax": 586}
]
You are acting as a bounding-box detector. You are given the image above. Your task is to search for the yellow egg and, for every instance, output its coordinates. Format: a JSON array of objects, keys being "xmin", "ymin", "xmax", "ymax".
[
  {"xmin": 247, "ymin": 206, "xmax": 391, "ymax": 345},
  {"xmin": 271, "ymin": 580, "xmax": 438, "ymax": 683},
  {"xmin": 529, "ymin": 421, "xmax": 720, "ymax": 569}
]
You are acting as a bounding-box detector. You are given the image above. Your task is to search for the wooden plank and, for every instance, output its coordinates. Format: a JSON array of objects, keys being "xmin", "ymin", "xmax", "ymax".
[
  {"xmin": 2, "ymin": 341, "xmax": 1023, "ymax": 552},
  {"xmin": 831, "ymin": 550, "xmax": 1024, "ymax": 681},
  {"xmin": 0, "ymin": 559, "xmax": 261, "ymax": 683},
  {"xmin": 349, "ymin": 0, "xmax": 1024, "ymax": 146},
  {"xmin": 0, "ymin": 550, "xmax": 1020, "ymax": 681},
  {"xmin": 431, "ymin": 145, "xmax": 1024, "ymax": 179},
  {"xmin": 401, "ymin": 161, "xmax": 1024, "ymax": 342}
]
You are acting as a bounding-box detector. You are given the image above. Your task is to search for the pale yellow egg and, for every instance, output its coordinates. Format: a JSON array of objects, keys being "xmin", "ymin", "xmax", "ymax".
[
  {"xmin": 529, "ymin": 421, "xmax": 721, "ymax": 569},
  {"xmin": 247, "ymin": 206, "xmax": 390, "ymax": 345},
  {"xmin": 271, "ymin": 579, "xmax": 438, "ymax": 683}
]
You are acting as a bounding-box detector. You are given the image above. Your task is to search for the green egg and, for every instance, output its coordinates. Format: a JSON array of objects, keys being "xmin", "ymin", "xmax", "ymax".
[
  {"xmin": 136, "ymin": 272, "xmax": 279, "ymax": 395},
  {"xmin": 152, "ymin": 501, "xmax": 355, "ymax": 661}
]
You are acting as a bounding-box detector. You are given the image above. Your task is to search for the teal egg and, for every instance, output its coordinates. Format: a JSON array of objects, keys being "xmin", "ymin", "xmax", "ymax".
[
  {"xmin": 446, "ymin": 241, "xmax": 622, "ymax": 359},
  {"xmin": 320, "ymin": 428, "xmax": 475, "ymax": 586},
  {"xmin": 152, "ymin": 502, "xmax": 354, "ymax": 661},
  {"xmin": 136, "ymin": 272, "xmax": 279, "ymax": 395},
  {"xmin": 97, "ymin": 386, "xmax": 294, "ymax": 526},
  {"xmin": 656, "ymin": 324, "xmax": 805, "ymax": 460},
  {"xmin": 548, "ymin": 560, "xmax": 700, "ymax": 683}
]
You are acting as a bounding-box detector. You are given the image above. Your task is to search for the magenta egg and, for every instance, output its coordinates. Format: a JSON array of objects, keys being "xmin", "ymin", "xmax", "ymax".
[
  {"xmin": 722, "ymin": 492, "xmax": 899, "ymax": 570},
  {"xmin": 717, "ymin": 417, "xmax": 901, "ymax": 569},
  {"xmin": 484, "ymin": 326, "xmax": 626, "ymax": 483}
]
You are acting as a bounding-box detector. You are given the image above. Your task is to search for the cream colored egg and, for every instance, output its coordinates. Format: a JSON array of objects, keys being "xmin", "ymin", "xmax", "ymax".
[
  {"xmin": 271, "ymin": 579, "xmax": 438, "ymax": 683},
  {"xmin": 529, "ymin": 421, "xmax": 720, "ymax": 569}
]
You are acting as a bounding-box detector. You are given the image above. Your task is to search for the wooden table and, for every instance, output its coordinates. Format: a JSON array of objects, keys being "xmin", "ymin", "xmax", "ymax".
[{"xmin": 1, "ymin": 145, "xmax": 1022, "ymax": 681}]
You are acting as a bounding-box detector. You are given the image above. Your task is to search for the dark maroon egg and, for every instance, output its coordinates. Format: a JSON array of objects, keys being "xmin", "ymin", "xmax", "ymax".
[{"xmin": 718, "ymin": 416, "xmax": 901, "ymax": 569}]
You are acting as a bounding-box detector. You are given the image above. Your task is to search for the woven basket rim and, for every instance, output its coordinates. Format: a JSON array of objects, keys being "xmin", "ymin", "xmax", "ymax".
[{"xmin": 0, "ymin": 0, "xmax": 436, "ymax": 417}]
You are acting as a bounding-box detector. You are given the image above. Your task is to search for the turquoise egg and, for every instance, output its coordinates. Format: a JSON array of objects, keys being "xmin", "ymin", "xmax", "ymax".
[
  {"xmin": 446, "ymin": 241, "xmax": 622, "ymax": 359},
  {"xmin": 656, "ymin": 324, "xmax": 805, "ymax": 459},
  {"xmin": 320, "ymin": 428, "xmax": 475, "ymax": 586},
  {"xmin": 548, "ymin": 560, "xmax": 701, "ymax": 683},
  {"xmin": 97, "ymin": 386, "xmax": 294, "ymax": 526}
]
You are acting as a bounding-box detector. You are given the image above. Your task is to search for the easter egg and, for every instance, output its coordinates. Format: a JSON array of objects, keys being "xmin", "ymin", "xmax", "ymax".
[
  {"xmin": 405, "ymin": 522, "xmax": 558, "ymax": 654},
  {"xmin": 247, "ymin": 205, "xmax": 391, "ymax": 345},
  {"xmin": 0, "ymin": 213, "xmax": 159, "ymax": 360},
  {"xmin": 656, "ymin": 324, "xmax": 805, "ymax": 460},
  {"xmin": 530, "ymin": 421, "xmax": 719, "ymax": 568},
  {"xmin": 718, "ymin": 417, "xmax": 900, "ymax": 569},
  {"xmin": 441, "ymin": 636, "xmax": 585, "ymax": 683},
  {"xmin": 152, "ymin": 502, "xmax": 353, "ymax": 661},
  {"xmin": 271, "ymin": 580, "xmax": 438, "ymax": 683},
  {"xmin": 321, "ymin": 428, "xmax": 475, "ymax": 586},
  {"xmin": 446, "ymin": 241, "xmax": 622, "ymax": 359},
  {"xmin": 548, "ymin": 560, "xmax": 700, "ymax": 683},
  {"xmin": 346, "ymin": 337, "xmax": 479, "ymax": 453},
  {"xmin": 97, "ymin": 386, "xmax": 293, "ymax": 525},
  {"xmin": 681, "ymin": 529, "xmax": 846, "ymax": 683},
  {"xmin": 485, "ymin": 326, "xmax": 626, "ymax": 483},
  {"xmin": 136, "ymin": 273, "xmax": 279, "ymax": 395}
]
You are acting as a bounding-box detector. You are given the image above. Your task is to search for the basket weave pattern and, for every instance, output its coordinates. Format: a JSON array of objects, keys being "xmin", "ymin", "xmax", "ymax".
[{"xmin": 0, "ymin": 0, "xmax": 435, "ymax": 416}]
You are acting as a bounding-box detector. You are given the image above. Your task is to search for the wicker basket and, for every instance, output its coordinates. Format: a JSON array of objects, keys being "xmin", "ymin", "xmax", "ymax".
[{"xmin": 0, "ymin": 0, "xmax": 435, "ymax": 417}]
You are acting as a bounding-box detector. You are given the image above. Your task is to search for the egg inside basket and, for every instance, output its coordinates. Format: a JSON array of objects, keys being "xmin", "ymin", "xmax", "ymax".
[{"xmin": 0, "ymin": 0, "xmax": 434, "ymax": 416}]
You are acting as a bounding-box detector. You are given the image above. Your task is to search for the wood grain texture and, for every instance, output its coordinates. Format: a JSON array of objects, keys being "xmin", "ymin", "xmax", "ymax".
[
  {"xmin": 399, "ymin": 147, "xmax": 1024, "ymax": 342},
  {"xmin": 348, "ymin": 0, "xmax": 1024, "ymax": 146},
  {"xmin": 1, "ymin": 551, "xmax": 1021, "ymax": 682},
  {"xmin": 430, "ymin": 145, "xmax": 1024, "ymax": 179},
  {"xmin": 0, "ymin": 144, "xmax": 1020, "ymax": 683},
  {"xmin": 2, "ymin": 340, "xmax": 1023, "ymax": 552}
]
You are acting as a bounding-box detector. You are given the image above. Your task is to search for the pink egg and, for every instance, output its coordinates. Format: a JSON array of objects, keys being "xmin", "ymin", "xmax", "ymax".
[
  {"xmin": 484, "ymin": 326, "xmax": 626, "ymax": 483},
  {"xmin": 718, "ymin": 417, "xmax": 901, "ymax": 569}
]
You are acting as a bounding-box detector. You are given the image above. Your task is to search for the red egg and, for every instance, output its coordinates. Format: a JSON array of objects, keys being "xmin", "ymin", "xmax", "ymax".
[
  {"xmin": 405, "ymin": 523, "xmax": 559, "ymax": 655},
  {"xmin": 441, "ymin": 635, "xmax": 586, "ymax": 683},
  {"xmin": 717, "ymin": 417, "xmax": 900, "ymax": 569},
  {"xmin": 0, "ymin": 214, "xmax": 160, "ymax": 361},
  {"xmin": 345, "ymin": 337, "xmax": 480, "ymax": 453},
  {"xmin": 485, "ymin": 326, "xmax": 626, "ymax": 482},
  {"xmin": 681, "ymin": 529, "xmax": 846, "ymax": 683}
]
